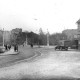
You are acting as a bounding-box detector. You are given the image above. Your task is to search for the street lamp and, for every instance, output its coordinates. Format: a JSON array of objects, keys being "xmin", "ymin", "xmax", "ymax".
[
  {"xmin": 3, "ymin": 28, "xmax": 4, "ymax": 47},
  {"xmin": 47, "ymin": 29, "xmax": 49, "ymax": 47},
  {"xmin": 26, "ymin": 35, "xmax": 28, "ymax": 46}
]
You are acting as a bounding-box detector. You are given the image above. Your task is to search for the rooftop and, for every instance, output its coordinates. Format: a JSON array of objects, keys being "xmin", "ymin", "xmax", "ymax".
[{"xmin": 76, "ymin": 19, "xmax": 80, "ymax": 24}]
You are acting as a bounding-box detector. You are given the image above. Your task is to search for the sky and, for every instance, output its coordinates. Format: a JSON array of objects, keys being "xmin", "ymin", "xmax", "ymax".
[{"xmin": 0, "ymin": 0, "xmax": 80, "ymax": 34}]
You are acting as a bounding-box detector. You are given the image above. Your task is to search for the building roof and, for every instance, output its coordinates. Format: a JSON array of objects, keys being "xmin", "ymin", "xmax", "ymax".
[
  {"xmin": 76, "ymin": 19, "xmax": 80, "ymax": 24},
  {"xmin": 62, "ymin": 29, "xmax": 78, "ymax": 40}
]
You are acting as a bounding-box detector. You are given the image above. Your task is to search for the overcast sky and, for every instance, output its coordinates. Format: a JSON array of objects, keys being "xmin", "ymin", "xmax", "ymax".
[{"xmin": 0, "ymin": 0, "xmax": 80, "ymax": 34}]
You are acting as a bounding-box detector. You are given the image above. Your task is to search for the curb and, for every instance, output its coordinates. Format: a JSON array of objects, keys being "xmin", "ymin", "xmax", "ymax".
[{"xmin": 0, "ymin": 50, "xmax": 19, "ymax": 56}]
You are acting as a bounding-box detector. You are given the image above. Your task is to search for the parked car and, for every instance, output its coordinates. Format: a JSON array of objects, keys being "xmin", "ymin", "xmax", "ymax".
[{"xmin": 0, "ymin": 46, "xmax": 5, "ymax": 53}]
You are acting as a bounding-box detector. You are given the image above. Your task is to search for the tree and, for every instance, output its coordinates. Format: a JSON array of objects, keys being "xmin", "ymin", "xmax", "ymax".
[
  {"xmin": 16, "ymin": 32, "xmax": 26, "ymax": 45},
  {"xmin": 27, "ymin": 32, "xmax": 39, "ymax": 45},
  {"xmin": 38, "ymin": 28, "xmax": 47, "ymax": 45},
  {"xmin": 49, "ymin": 33, "xmax": 67, "ymax": 45},
  {"xmin": 10, "ymin": 28, "xmax": 26, "ymax": 45},
  {"xmin": 39, "ymin": 28, "xmax": 44, "ymax": 35}
]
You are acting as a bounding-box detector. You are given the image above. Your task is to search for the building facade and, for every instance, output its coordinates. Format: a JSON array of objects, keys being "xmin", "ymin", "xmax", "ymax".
[
  {"xmin": 76, "ymin": 19, "xmax": 80, "ymax": 49},
  {"xmin": 62, "ymin": 29, "xmax": 78, "ymax": 40}
]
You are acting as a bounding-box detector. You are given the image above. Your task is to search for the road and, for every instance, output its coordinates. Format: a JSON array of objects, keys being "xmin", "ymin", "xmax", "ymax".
[
  {"xmin": 0, "ymin": 46, "xmax": 80, "ymax": 80},
  {"xmin": 0, "ymin": 45, "xmax": 40, "ymax": 68}
]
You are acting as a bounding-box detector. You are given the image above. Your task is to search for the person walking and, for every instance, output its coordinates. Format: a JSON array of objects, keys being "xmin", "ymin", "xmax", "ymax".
[
  {"xmin": 4, "ymin": 44, "xmax": 8, "ymax": 50},
  {"xmin": 16, "ymin": 44, "xmax": 18, "ymax": 52},
  {"xmin": 8, "ymin": 45, "xmax": 11, "ymax": 50},
  {"xmin": 30, "ymin": 43, "xmax": 33, "ymax": 48},
  {"xmin": 14, "ymin": 44, "xmax": 18, "ymax": 52},
  {"xmin": 14, "ymin": 44, "xmax": 16, "ymax": 52}
]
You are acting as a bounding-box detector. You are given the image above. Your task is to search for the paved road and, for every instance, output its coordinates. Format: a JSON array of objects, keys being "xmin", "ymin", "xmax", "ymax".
[
  {"xmin": 0, "ymin": 45, "xmax": 41, "ymax": 68},
  {"xmin": 0, "ymin": 46, "xmax": 80, "ymax": 80},
  {"xmin": 0, "ymin": 48, "xmax": 80, "ymax": 80}
]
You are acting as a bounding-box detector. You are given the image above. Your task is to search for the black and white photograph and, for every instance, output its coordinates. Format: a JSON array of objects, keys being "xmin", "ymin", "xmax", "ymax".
[{"xmin": 0, "ymin": 0, "xmax": 80, "ymax": 80}]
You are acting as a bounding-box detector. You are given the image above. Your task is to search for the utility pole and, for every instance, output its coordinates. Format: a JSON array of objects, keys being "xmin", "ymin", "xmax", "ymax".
[
  {"xmin": 47, "ymin": 29, "xmax": 49, "ymax": 47},
  {"xmin": 3, "ymin": 28, "xmax": 4, "ymax": 47},
  {"xmin": 26, "ymin": 35, "xmax": 28, "ymax": 46}
]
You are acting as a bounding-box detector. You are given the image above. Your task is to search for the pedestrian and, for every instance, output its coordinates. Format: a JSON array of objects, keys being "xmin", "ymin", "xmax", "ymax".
[
  {"xmin": 8, "ymin": 45, "xmax": 11, "ymax": 50},
  {"xmin": 30, "ymin": 43, "xmax": 33, "ymax": 48},
  {"xmin": 14, "ymin": 44, "xmax": 16, "ymax": 52},
  {"xmin": 5, "ymin": 44, "xmax": 8, "ymax": 50},
  {"xmin": 16, "ymin": 44, "xmax": 18, "ymax": 52}
]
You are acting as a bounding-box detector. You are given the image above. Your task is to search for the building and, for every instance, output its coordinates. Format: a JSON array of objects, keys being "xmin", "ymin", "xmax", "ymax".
[
  {"xmin": 0, "ymin": 30, "xmax": 11, "ymax": 45},
  {"xmin": 62, "ymin": 29, "xmax": 78, "ymax": 40},
  {"xmin": 4, "ymin": 31, "xmax": 11, "ymax": 44},
  {"xmin": 76, "ymin": 19, "xmax": 80, "ymax": 49},
  {"xmin": 11, "ymin": 28, "xmax": 23, "ymax": 45}
]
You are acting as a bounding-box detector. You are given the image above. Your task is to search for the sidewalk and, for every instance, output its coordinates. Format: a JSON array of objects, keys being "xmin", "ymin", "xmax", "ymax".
[{"xmin": 0, "ymin": 48, "xmax": 19, "ymax": 56}]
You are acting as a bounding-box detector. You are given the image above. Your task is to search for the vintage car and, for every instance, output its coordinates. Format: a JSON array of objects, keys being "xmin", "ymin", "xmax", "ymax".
[
  {"xmin": 0, "ymin": 46, "xmax": 5, "ymax": 53},
  {"xmin": 55, "ymin": 45, "xmax": 68, "ymax": 51}
]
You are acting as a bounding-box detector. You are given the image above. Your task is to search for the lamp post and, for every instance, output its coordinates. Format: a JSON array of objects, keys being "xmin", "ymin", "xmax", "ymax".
[
  {"xmin": 3, "ymin": 28, "xmax": 4, "ymax": 47},
  {"xmin": 47, "ymin": 29, "xmax": 49, "ymax": 47},
  {"xmin": 26, "ymin": 35, "xmax": 28, "ymax": 46}
]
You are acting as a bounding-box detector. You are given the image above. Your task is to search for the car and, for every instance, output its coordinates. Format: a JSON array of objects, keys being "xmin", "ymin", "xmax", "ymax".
[
  {"xmin": 55, "ymin": 45, "xmax": 68, "ymax": 51},
  {"xmin": 0, "ymin": 46, "xmax": 5, "ymax": 53}
]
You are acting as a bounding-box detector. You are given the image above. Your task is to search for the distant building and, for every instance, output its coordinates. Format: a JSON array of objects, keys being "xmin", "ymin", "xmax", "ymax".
[
  {"xmin": 4, "ymin": 31, "xmax": 11, "ymax": 44},
  {"xmin": 0, "ymin": 30, "xmax": 11, "ymax": 45},
  {"xmin": 11, "ymin": 28, "xmax": 22, "ymax": 34},
  {"xmin": 0, "ymin": 30, "xmax": 3, "ymax": 45},
  {"xmin": 76, "ymin": 19, "xmax": 80, "ymax": 37},
  {"xmin": 11, "ymin": 28, "xmax": 22, "ymax": 45},
  {"xmin": 62, "ymin": 29, "xmax": 78, "ymax": 40},
  {"xmin": 76, "ymin": 19, "xmax": 80, "ymax": 49}
]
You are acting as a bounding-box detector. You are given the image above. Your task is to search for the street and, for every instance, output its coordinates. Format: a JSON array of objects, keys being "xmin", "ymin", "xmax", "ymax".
[
  {"xmin": 0, "ymin": 45, "xmax": 37, "ymax": 68},
  {"xmin": 0, "ymin": 46, "xmax": 80, "ymax": 80}
]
